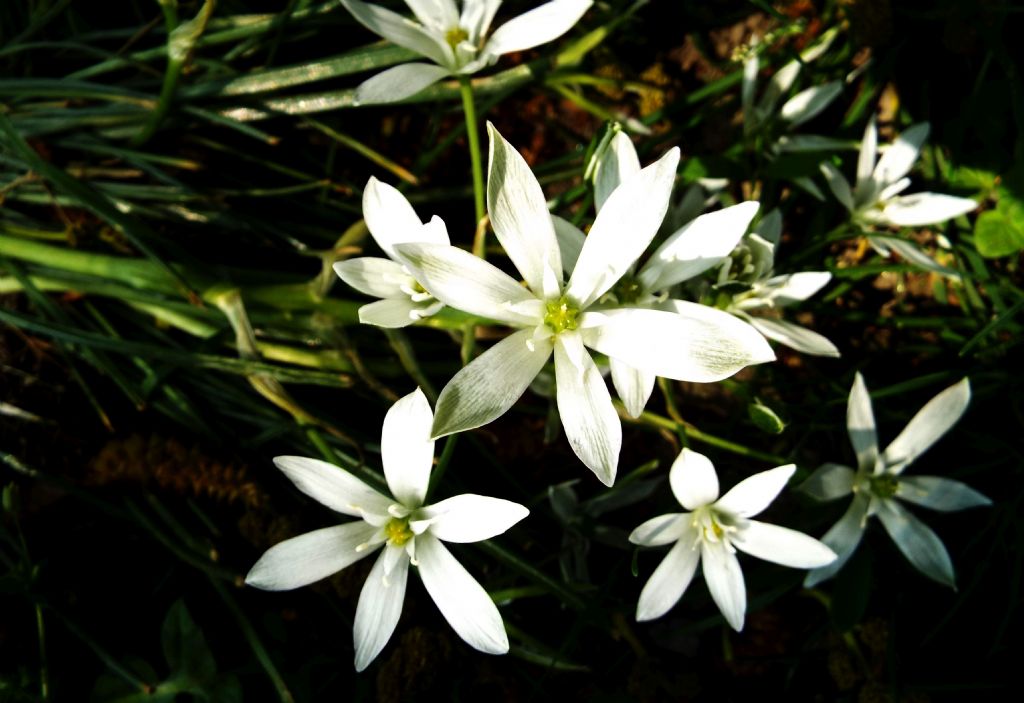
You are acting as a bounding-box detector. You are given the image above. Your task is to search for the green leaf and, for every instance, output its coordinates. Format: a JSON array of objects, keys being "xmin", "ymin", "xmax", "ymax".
[
  {"xmin": 974, "ymin": 210, "xmax": 1024, "ymax": 258},
  {"xmin": 162, "ymin": 600, "xmax": 216, "ymax": 683}
]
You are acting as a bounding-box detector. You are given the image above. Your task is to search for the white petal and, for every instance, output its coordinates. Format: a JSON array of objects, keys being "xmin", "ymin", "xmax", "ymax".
[
  {"xmin": 820, "ymin": 161, "xmax": 854, "ymax": 211},
  {"xmin": 485, "ymin": 123, "xmax": 562, "ymax": 295},
  {"xmin": 878, "ymin": 176, "xmax": 911, "ymax": 201},
  {"xmin": 394, "ymin": 242, "xmax": 543, "ymax": 326},
  {"xmin": 874, "ymin": 122, "xmax": 929, "ymax": 189},
  {"xmin": 741, "ymin": 52, "xmax": 758, "ymax": 127},
  {"xmin": 669, "ymin": 448, "xmax": 719, "ymax": 510},
  {"xmin": 780, "ymin": 81, "xmax": 842, "ymax": 127},
  {"xmin": 846, "ymin": 372, "xmax": 879, "ymax": 471},
  {"xmin": 363, "ymin": 177, "xmax": 449, "ymax": 260},
  {"xmin": 551, "ymin": 214, "xmax": 586, "ymax": 274},
  {"xmin": 554, "ymin": 332, "xmax": 621, "ymax": 486},
  {"xmin": 461, "ymin": 0, "xmax": 501, "ymax": 42},
  {"xmin": 415, "ymin": 533, "xmax": 509, "ymax": 653},
  {"xmin": 700, "ymin": 540, "xmax": 747, "ymax": 631},
  {"xmin": 340, "ymin": 0, "xmax": 451, "ymax": 67},
  {"xmin": 895, "ymin": 475, "xmax": 991, "ymax": 512},
  {"xmin": 419, "ymin": 494, "xmax": 529, "ymax": 542},
  {"xmin": 757, "ymin": 59, "xmax": 800, "ymax": 117},
  {"xmin": 354, "ymin": 62, "xmax": 451, "ymax": 104},
  {"xmin": 580, "ymin": 305, "xmax": 774, "ymax": 383},
  {"xmin": 432, "ymin": 328, "xmax": 554, "ymax": 437},
  {"xmin": 748, "ymin": 317, "xmax": 841, "ymax": 357},
  {"xmin": 733, "ymin": 520, "xmax": 837, "ymax": 569},
  {"xmin": 353, "ymin": 545, "xmax": 409, "ymax": 671},
  {"xmin": 799, "ymin": 463, "xmax": 856, "ymax": 502},
  {"xmin": 864, "ymin": 235, "xmax": 958, "ymax": 277},
  {"xmin": 359, "ymin": 297, "xmax": 436, "ymax": 328},
  {"xmin": 381, "ymin": 388, "xmax": 435, "ymax": 507},
  {"xmin": 715, "ymin": 464, "xmax": 795, "ymax": 518},
  {"xmin": 403, "ymin": 0, "xmax": 458, "ymax": 31},
  {"xmin": 876, "ymin": 499, "xmax": 956, "ymax": 587},
  {"xmin": 751, "ymin": 271, "xmax": 832, "ymax": 305},
  {"xmin": 638, "ymin": 202, "xmax": 759, "ymax": 292},
  {"xmin": 636, "ymin": 534, "xmax": 701, "ymax": 621},
  {"xmin": 882, "ymin": 378, "xmax": 970, "ymax": 474},
  {"xmin": 803, "ymin": 493, "xmax": 870, "ymax": 587},
  {"xmin": 629, "ymin": 513, "xmax": 689, "ymax": 547},
  {"xmin": 855, "ymin": 116, "xmax": 878, "ymax": 200},
  {"xmin": 272, "ymin": 456, "xmax": 393, "ymax": 518},
  {"xmin": 483, "ymin": 0, "xmax": 593, "ymax": 56},
  {"xmin": 876, "ymin": 193, "xmax": 977, "ymax": 227},
  {"xmin": 566, "ymin": 147, "xmax": 681, "ymax": 308},
  {"xmin": 334, "ymin": 257, "xmax": 412, "ymax": 298},
  {"xmin": 594, "ymin": 131, "xmax": 641, "ymax": 212},
  {"xmin": 609, "ymin": 356, "xmax": 656, "ymax": 419},
  {"xmin": 246, "ymin": 522, "xmax": 381, "ymax": 591}
]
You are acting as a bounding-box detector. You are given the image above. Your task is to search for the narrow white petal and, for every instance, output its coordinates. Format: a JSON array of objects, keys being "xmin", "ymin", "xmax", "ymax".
[
  {"xmin": 594, "ymin": 132, "xmax": 641, "ymax": 212},
  {"xmin": 741, "ymin": 52, "xmax": 758, "ymax": 127},
  {"xmin": 715, "ymin": 464, "xmax": 795, "ymax": 518},
  {"xmin": 355, "ymin": 63, "xmax": 451, "ymax": 104},
  {"xmin": 799, "ymin": 463, "xmax": 856, "ymax": 502},
  {"xmin": 353, "ymin": 545, "xmax": 409, "ymax": 671},
  {"xmin": 855, "ymin": 116, "xmax": 878, "ymax": 197},
  {"xmin": 882, "ymin": 378, "xmax": 970, "ymax": 474},
  {"xmin": 896, "ymin": 475, "xmax": 991, "ymax": 512},
  {"xmin": 803, "ymin": 493, "xmax": 870, "ymax": 587},
  {"xmin": 733, "ymin": 520, "xmax": 837, "ymax": 568},
  {"xmin": 876, "ymin": 499, "xmax": 956, "ymax": 587},
  {"xmin": 876, "ymin": 193, "xmax": 977, "ymax": 227},
  {"xmin": 748, "ymin": 317, "xmax": 841, "ymax": 357},
  {"xmin": 581, "ymin": 306, "xmax": 774, "ymax": 383},
  {"xmin": 554, "ymin": 332, "xmax": 621, "ymax": 486},
  {"xmin": 820, "ymin": 161, "xmax": 854, "ymax": 211},
  {"xmin": 751, "ymin": 271, "xmax": 832, "ymax": 305},
  {"xmin": 483, "ymin": 0, "xmax": 592, "ymax": 56},
  {"xmin": 432, "ymin": 328, "xmax": 554, "ymax": 437},
  {"xmin": 874, "ymin": 122, "xmax": 929, "ymax": 188},
  {"xmin": 381, "ymin": 388, "xmax": 435, "ymax": 507},
  {"xmin": 566, "ymin": 147, "xmax": 681, "ymax": 308},
  {"xmin": 334, "ymin": 257, "xmax": 411, "ymax": 298},
  {"xmin": 669, "ymin": 448, "xmax": 719, "ymax": 510},
  {"xmin": 485, "ymin": 123, "xmax": 562, "ymax": 294},
  {"xmin": 415, "ymin": 534, "xmax": 509, "ymax": 653},
  {"xmin": 757, "ymin": 59, "xmax": 800, "ymax": 117},
  {"xmin": 394, "ymin": 242, "xmax": 542, "ymax": 326},
  {"xmin": 865, "ymin": 235, "xmax": 958, "ymax": 277},
  {"xmin": 638, "ymin": 202, "xmax": 759, "ymax": 292},
  {"xmin": 420, "ymin": 494, "xmax": 529, "ymax": 542},
  {"xmin": 461, "ymin": 0, "xmax": 501, "ymax": 42},
  {"xmin": 609, "ymin": 356, "xmax": 656, "ymax": 419},
  {"xmin": 359, "ymin": 297, "xmax": 436, "ymax": 328},
  {"xmin": 362, "ymin": 177, "xmax": 449, "ymax": 259},
  {"xmin": 629, "ymin": 513, "xmax": 689, "ymax": 547},
  {"xmin": 246, "ymin": 522, "xmax": 381, "ymax": 591},
  {"xmin": 272, "ymin": 456, "xmax": 393, "ymax": 518},
  {"xmin": 780, "ymin": 81, "xmax": 842, "ymax": 126},
  {"xmin": 551, "ymin": 214, "xmax": 586, "ymax": 274},
  {"xmin": 701, "ymin": 541, "xmax": 747, "ymax": 631},
  {"xmin": 878, "ymin": 176, "xmax": 911, "ymax": 201},
  {"xmin": 846, "ymin": 372, "xmax": 879, "ymax": 471},
  {"xmin": 636, "ymin": 534, "xmax": 701, "ymax": 621},
  {"xmin": 403, "ymin": 0, "xmax": 458, "ymax": 31},
  {"xmin": 340, "ymin": 0, "xmax": 451, "ymax": 67}
]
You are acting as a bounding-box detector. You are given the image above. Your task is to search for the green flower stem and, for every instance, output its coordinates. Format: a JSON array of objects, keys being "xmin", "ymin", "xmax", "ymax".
[
  {"xmin": 51, "ymin": 609, "xmax": 156, "ymax": 694},
  {"xmin": 458, "ymin": 76, "xmax": 486, "ymax": 241},
  {"xmin": 629, "ymin": 406, "xmax": 788, "ymax": 465},
  {"xmin": 477, "ymin": 541, "xmax": 587, "ymax": 612}
]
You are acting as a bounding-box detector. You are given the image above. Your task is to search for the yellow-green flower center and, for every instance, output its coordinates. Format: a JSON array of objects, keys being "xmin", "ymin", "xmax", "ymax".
[
  {"xmin": 869, "ymin": 473, "xmax": 900, "ymax": 499},
  {"xmin": 543, "ymin": 296, "xmax": 581, "ymax": 334},
  {"xmin": 384, "ymin": 517, "xmax": 414, "ymax": 546},
  {"xmin": 445, "ymin": 27, "xmax": 469, "ymax": 48}
]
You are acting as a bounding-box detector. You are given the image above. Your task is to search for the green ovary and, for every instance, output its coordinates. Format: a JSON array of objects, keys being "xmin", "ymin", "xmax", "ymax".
[
  {"xmin": 384, "ymin": 517, "xmax": 414, "ymax": 546},
  {"xmin": 446, "ymin": 27, "xmax": 469, "ymax": 48},
  {"xmin": 543, "ymin": 296, "xmax": 581, "ymax": 334},
  {"xmin": 869, "ymin": 473, "xmax": 900, "ymax": 499},
  {"xmin": 611, "ymin": 276, "xmax": 643, "ymax": 304}
]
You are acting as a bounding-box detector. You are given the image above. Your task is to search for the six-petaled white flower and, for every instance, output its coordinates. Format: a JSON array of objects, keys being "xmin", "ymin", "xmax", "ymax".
[
  {"xmin": 394, "ymin": 124, "xmax": 774, "ymax": 486},
  {"xmin": 333, "ymin": 176, "xmax": 448, "ymax": 327},
  {"xmin": 820, "ymin": 117, "xmax": 976, "ymax": 228},
  {"xmin": 341, "ymin": 0, "xmax": 593, "ymax": 103},
  {"xmin": 630, "ymin": 448, "xmax": 836, "ymax": 630},
  {"xmin": 801, "ymin": 374, "xmax": 990, "ymax": 588},
  {"xmin": 245, "ymin": 388, "xmax": 529, "ymax": 671}
]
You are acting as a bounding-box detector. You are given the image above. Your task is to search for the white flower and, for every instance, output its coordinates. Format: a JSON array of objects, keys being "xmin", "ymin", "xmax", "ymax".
[
  {"xmin": 245, "ymin": 388, "xmax": 528, "ymax": 671},
  {"xmin": 802, "ymin": 374, "xmax": 990, "ymax": 588},
  {"xmin": 723, "ymin": 211, "xmax": 841, "ymax": 358},
  {"xmin": 630, "ymin": 449, "xmax": 836, "ymax": 630},
  {"xmin": 333, "ymin": 177, "xmax": 449, "ymax": 327},
  {"xmin": 341, "ymin": 0, "xmax": 593, "ymax": 103},
  {"xmin": 820, "ymin": 117, "xmax": 976, "ymax": 228},
  {"xmin": 394, "ymin": 124, "xmax": 773, "ymax": 486}
]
